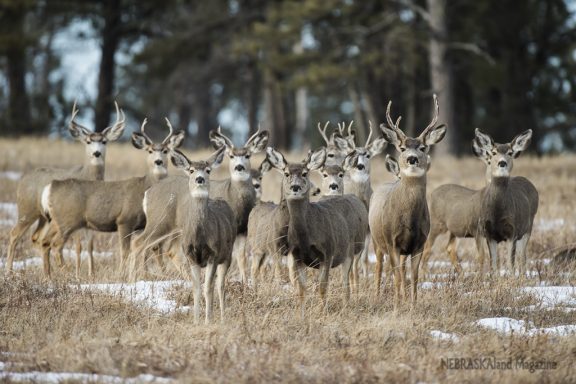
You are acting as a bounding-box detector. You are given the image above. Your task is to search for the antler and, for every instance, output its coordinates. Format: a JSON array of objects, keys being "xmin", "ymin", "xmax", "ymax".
[
  {"xmin": 162, "ymin": 117, "xmax": 175, "ymax": 144},
  {"xmin": 103, "ymin": 101, "xmax": 126, "ymax": 132},
  {"xmin": 423, "ymin": 93, "xmax": 439, "ymax": 134},
  {"xmin": 385, "ymin": 101, "xmax": 403, "ymax": 133},
  {"xmin": 365, "ymin": 121, "xmax": 374, "ymax": 147},
  {"xmin": 140, "ymin": 117, "xmax": 153, "ymax": 143},
  {"xmin": 216, "ymin": 126, "xmax": 234, "ymax": 148},
  {"xmin": 69, "ymin": 101, "xmax": 91, "ymax": 132},
  {"xmin": 317, "ymin": 122, "xmax": 331, "ymax": 144}
]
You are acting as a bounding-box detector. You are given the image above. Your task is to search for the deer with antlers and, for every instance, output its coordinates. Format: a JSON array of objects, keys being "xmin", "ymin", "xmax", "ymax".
[
  {"xmin": 6, "ymin": 102, "xmax": 125, "ymax": 275},
  {"xmin": 40, "ymin": 118, "xmax": 184, "ymax": 278},
  {"xmin": 369, "ymin": 95, "xmax": 446, "ymax": 308}
]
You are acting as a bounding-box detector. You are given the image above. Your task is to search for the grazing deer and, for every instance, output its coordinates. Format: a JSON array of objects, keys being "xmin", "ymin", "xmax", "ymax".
[
  {"xmin": 369, "ymin": 95, "xmax": 446, "ymax": 307},
  {"xmin": 266, "ymin": 147, "xmax": 356, "ymax": 313},
  {"xmin": 6, "ymin": 102, "xmax": 125, "ymax": 275},
  {"xmin": 208, "ymin": 127, "xmax": 269, "ymax": 284},
  {"xmin": 169, "ymin": 148, "xmax": 236, "ymax": 323},
  {"xmin": 40, "ymin": 118, "xmax": 184, "ymax": 278},
  {"xmin": 470, "ymin": 129, "xmax": 538, "ymax": 275}
]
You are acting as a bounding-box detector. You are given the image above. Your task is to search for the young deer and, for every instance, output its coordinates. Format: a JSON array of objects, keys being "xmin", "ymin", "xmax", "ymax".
[
  {"xmin": 317, "ymin": 163, "xmax": 369, "ymax": 292},
  {"xmin": 6, "ymin": 102, "xmax": 125, "ymax": 275},
  {"xmin": 266, "ymin": 147, "xmax": 356, "ymax": 313},
  {"xmin": 40, "ymin": 118, "xmax": 184, "ymax": 278},
  {"xmin": 471, "ymin": 129, "xmax": 538, "ymax": 275},
  {"xmin": 369, "ymin": 95, "xmax": 446, "ymax": 307},
  {"xmin": 169, "ymin": 148, "xmax": 236, "ymax": 323}
]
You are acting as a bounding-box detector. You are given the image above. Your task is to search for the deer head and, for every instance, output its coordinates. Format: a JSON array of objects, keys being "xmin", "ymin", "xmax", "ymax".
[
  {"xmin": 266, "ymin": 147, "xmax": 326, "ymax": 200},
  {"xmin": 68, "ymin": 101, "xmax": 126, "ymax": 166},
  {"xmin": 170, "ymin": 147, "xmax": 226, "ymax": 198},
  {"xmin": 320, "ymin": 164, "xmax": 345, "ymax": 196},
  {"xmin": 379, "ymin": 94, "xmax": 446, "ymax": 178},
  {"xmin": 472, "ymin": 129, "xmax": 532, "ymax": 179},
  {"xmin": 342, "ymin": 121, "xmax": 387, "ymax": 183},
  {"xmin": 317, "ymin": 122, "xmax": 351, "ymax": 166},
  {"xmin": 209, "ymin": 126, "xmax": 269, "ymax": 182},
  {"xmin": 131, "ymin": 117, "xmax": 185, "ymax": 177}
]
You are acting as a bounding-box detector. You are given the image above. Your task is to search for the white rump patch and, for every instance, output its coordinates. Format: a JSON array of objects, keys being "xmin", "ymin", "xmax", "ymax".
[
  {"xmin": 41, "ymin": 184, "xmax": 52, "ymax": 218},
  {"xmin": 142, "ymin": 190, "xmax": 149, "ymax": 216}
]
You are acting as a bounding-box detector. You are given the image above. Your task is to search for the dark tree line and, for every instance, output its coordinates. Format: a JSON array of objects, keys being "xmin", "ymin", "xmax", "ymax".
[{"xmin": 1, "ymin": 0, "xmax": 575, "ymax": 154}]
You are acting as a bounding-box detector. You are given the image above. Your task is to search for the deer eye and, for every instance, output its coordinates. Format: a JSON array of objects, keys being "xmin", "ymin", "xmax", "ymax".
[
  {"xmin": 400, "ymin": 147, "xmax": 406, "ymax": 152},
  {"xmin": 327, "ymin": 153, "xmax": 335, "ymax": 158},
  {"xmin": 148, "ymin": 150, "xmax": 153, "ymax": 154},
  {"xmin": 229, "ymin": 155, "xmax": 234, "ymax": 159},
  {"xmin": 419, "ymin": 145, "xmax": 426, "ymax": 151},
  {"xmin": 284, "ymin": 172, "xmax": 290, "ymax": 177},
  {"xmin": 322, "ymin": 173, "xmax": 327, "ymax": 178},
  {"xmin": 245, "ymin": 154, "xmax": 251, "ymax": 159},
  {"xmin": 206, "ymin": 169, "xmax": 211, "ymax": 174},
  {"xmin": 102, "ymin": 140, "xmax": 107, "ymax": 144},
  {"xmin": 366, "ymin": 154, "xmax": 371, "ymax": 159},
  {"xmin": 302, "ymin": 171, "xmax": 308, "ymax": 177},
  {"xmin": 86, "ymin": 140, "xmax": 92, "ymax": 144},
  {"xmin": 189, "ymin": 169, "xmax": 195, "ymax": 174},
  {"xmin": 163, "ymin": 149, "xmax": 168, "ymax": 154},
  {"xmin": 338, "ymin": 173, "xmax": 344, "ymax": 178}
]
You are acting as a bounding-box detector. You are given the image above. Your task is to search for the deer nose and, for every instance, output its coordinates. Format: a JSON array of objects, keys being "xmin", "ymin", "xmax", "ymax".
[
  {"xmin": 93, "ymin": 151, "xmax": 101, "ymax": 158},
  {"xmin": 154, "ymin": 159, "xmax": 163, "ymax": 166},
  {"xmin": 290, "ymin": 185, "xmax": 302, "ymax": 193},
  {"xmin": 357, "ymin": 164, "xmax": 365, "ymax": 171},
  {"xmin": 234, "ymin": 165, "xmax": 245, "ymax": 172},
  {"xmin": 498, "ymin": 160, "xmax": 507, "ymax": 168},
  {"xmin": 407, "ymin": 156, "xmax": 418, "ymax": 165},
  {"xmin": 253, "ymin": 183, "xmax": 261, "ymax": 189},
  {"xmin": 195, "ymin": 176, "xmax": 205, "ymax": 185},
  {"xmin": 329, "ymin": 183, "xmax": 338, "ymax": 191}
]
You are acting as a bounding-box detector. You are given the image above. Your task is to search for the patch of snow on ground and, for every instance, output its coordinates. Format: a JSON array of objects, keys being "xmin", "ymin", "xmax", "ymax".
[
  {"xmin": 476, "ymin": 317, "xmax": 576, "ymax": 337},
  {"xmin": 521, "ymin": 286, "xmax": 576, "ymax": 309},
  {"xmin": 0, "ymin": 202, "xmax": 18, "ymax": 226},
  {"xmin": 0, "ymin": 367, "xmax": 171, "ymax": 383},
  {"xmin": 430, "ymin": 330, "xmax": 459, "ymax": 342},
  {"xmin": 0, "ymin": 249, "xmax": 114, "ymax": 271},
  {"xmin": 75, "ymin": 280, "xmax": 191, "ymax": 314},
  {"xmin": 0, "ymin": 171, "xmax": 22, "ymax": 181}
]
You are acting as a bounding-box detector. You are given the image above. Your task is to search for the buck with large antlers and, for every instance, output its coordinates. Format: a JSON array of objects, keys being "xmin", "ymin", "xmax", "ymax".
[
  {"xmin": 6, "ymin": 102, "xmax": 125, "ymax": 275},
  {"xmin": 369, "ymin": 95, "xmax": 446, "ymax": 307},
  {"xmin": 265, "ymin": 147, "xmax": 358, "ymax": 313},
  {"xmin": 39, "ymin": 118, "xmax": 184, "ymax": 278}
]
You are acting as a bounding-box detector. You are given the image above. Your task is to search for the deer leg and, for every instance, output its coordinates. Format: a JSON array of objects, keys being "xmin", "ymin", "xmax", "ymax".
[
  {"xmin": 251, "ymin": 251, "xmax": 266, "ymax": 294},
  {"xmin": 190, "ymin": 262, "xmax": 202, "ymax": 323},
  {"xmin": 87, "ymin": 234, "xmax": 95, "ymax": 278},
  {"xmin": 216, "ymin": 260, "xmax": 230, "ymax": 323},
  {"xmin": 486, "ymin": 239, "xmax": 498, "ymax": 276},
  {"xmin": 318, "ymin": 262, "xmax": 330, "ymax": 311},
  {"xmin": 384, "ymin": 253, "xmax": 394, "ymax": 291},
  {"xmin": 399, "ymin": 254, "xmax": 407, "ymax": 301},
  {"xmin": 374, "ymin": 245, "xmax": 384, "ymax": 297},
  {"xmin": 507, "ymin": 239, "xmax": 517, "ymax": 277},
  {"xmin": 516, "ymin": 233, "xmax": 530, "ymax": 278},
  {"xmin": 75, "ymin": 234, "xmax": 82, "ymax": 279},
  {"xmin": 291, "ymin": 258, "xmax": 307, "ymax": 318},
  {"xmin": 30, "ymin": 216, "xmax": 47, "ymax": 246},
  {"xmin": 204, "ymin": 261, "xmax": 217, "ymax": 324},
  {"xmin": 410, "ymin": 252, "xmax": 422, "ymax": 309},
  {"xmin": 287, "ymin": 252, "xmax": 297, "ymax": 289},
  {"xmin": 446, "ymin": 234, "xmax": 463, "ymax": 274},
  {"xmin": 475, "ymin": 235, "xmax": 485, "ymax": 276},
  {"xmin": 389, "ymin": 248, "xmax": 401, "ymax": 310},
  {"xmin": 233, "ymin": 235, "xmax": 248, "ymax": 284},
  {"xmin": 341, "ymin": 255, "xmax": 353, "ymax": 304},
  {"xmin": 361, "ymin": 234, "xmax": 371, "ymax": 278},
  {"xmin": 6, "ymin": 216, "xmax": 37, "ymax": 274}
]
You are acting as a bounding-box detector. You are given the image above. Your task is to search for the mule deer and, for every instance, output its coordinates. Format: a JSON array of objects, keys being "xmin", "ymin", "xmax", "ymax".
[
  {"xmin": 40, "ymin": 118, "xmax": 184, "ymax": 278},
  {"xmin": 168, "ymin": 148, "xmax": 236, "ymax": 323},
  {"xmin": 265, "ymin": 147, "xmax": 358, "ymax": 313},
  {"xmin": 470, "ymin": 129, "xmax": 538, "ymax": 275},
  {"xmin": 369, "ymin": 95, "xmax": 446, "ymax": 307},
  {"xmin": 6, "ymin": 102, "xmax": 125, "ymax": 274}
]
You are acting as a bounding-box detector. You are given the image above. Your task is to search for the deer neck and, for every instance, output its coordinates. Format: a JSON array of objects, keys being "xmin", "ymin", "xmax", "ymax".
[
  {"xmin": 83, "ymin": 162, "xmax": 105, "ymax": 181},
  {"xmin": 149, "ymin": 169, "xmax": 167, "ymax": 183},
  {"xmin": 286, "ymin": 197, "xmax": 310, "ymax": 256},
  {"xmin": 484, "ymin": 176, "xmax": 510, "ymax": 209}
]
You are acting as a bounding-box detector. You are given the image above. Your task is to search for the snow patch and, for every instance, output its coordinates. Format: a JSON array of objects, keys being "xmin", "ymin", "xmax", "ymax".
[
  {"xmin": 0, "ymin": 202, "xmax": 18, "ymax": 226},
  {"xmin": 476, "ymin": 317, "xmax": 576, "ymax": 337},
  {"xmin": 521, "ymin": 286, "xmax": 576, "ymax": 309},
  {"xmin": 74, "ymin": 280, "xmax": 191, "ymax": 314},
  {"xmin": 430, "ymin": 330, "xmax": 459, "ymax": 342},
  {"xmin": 0, "ymin": 171, "xmax": 22, "ymax": 181},
  {"xmin": 0, "ymin": 369, "xmax": 171, "ymax": 383}
]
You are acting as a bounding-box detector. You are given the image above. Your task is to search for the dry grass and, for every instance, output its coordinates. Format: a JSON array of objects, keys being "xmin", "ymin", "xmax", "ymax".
[{"xmin": 0, "ymin": 137, "xmax": 575, "ymax": 383}]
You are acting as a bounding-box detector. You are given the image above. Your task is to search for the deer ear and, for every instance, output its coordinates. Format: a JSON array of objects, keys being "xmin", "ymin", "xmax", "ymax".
[
  {"xmin": 170, "ymin": 149, "xmax": 191, "ymax": 170},
  {"xmin": 385, "ymin": 155, "xmax": 400, "ymax": 177},
  {"xmin": 68, "ymin": 123, "xmax": 91, "ymax": 141},
  {"xmin": 208, "ymin": 147, "xmax": 226, "ymax": 169},
  {"xmin": 131, "ymin": 132, "xmax": 149, "ymax": 149},
  {"xmin": 343, "ymin": 150, "xmax": 358, "ymax": 171},
  {"xmin": 266, "ymin": 147, "xmax": 287, "ymax": 171},
  {"xmin": 474, "ymin": 128, "xmax": 494, "ymax": 151},
  {"xmin": 102, "ymin": 123, "xmax": 125, "ymax": 142},
  {"xmin": 368, "ymin": 137, "xmax": 387, "ymax": 157},
  {"xmin": 424, "ymin": 124, "xmax": 446, "ymax": 146},
  {"xmin": 306, "ymin": 148, "xmax": 327, "ymax": 171},
  {"xmin": 246, "ymin": 131, "xmax": 269, "ymax": 154},
  {"xmin": 209, "ymin": 128, "xmax": 233, "ymax": 150},
  {"xmin": 472, "ymin": 137, "xmax": 490, "ymax": 164},
  {"xmin": 165, "ymin": 130, "xmax": 185, "ymax": 149},
  {"xmin": 259, "ymin": 158, "xmax": 272, "ymax": 174},
  {"xmin": 379, "ymin": 124, "xmax": 401, "ymax": 149},
  {"xmin": 511, "ymin": 129, "xmax": 532, "ymax": 157}
]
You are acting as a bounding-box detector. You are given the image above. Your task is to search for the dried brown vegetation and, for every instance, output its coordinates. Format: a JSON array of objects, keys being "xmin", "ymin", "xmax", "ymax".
[{"xmin": 0, "ymin": 138, "xmax": 575, "ymax": 383}]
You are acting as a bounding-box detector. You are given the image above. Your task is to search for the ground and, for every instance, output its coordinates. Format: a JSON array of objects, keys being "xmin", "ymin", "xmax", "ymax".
[{"xmin": 0, "ymin": 138, "xmax": 575, "ymax": 383}]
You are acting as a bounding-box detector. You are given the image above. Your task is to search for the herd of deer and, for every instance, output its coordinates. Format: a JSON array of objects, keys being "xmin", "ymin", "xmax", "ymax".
[{"xmin": 4, "ymin": 95, "xmax": 539, "ymax": 323}]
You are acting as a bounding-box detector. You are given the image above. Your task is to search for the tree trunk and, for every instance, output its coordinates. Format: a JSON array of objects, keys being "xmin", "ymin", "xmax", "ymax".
[
  {"xmin": 194, "ymin": 79, "xmax": 213, "ymax": 148},
  {"xmin": 3, "ymin": 4, "xmax": 31, "ymax": 135},
  {"xmin": 263, "ymin": 69, "xmax": 288, "ymax": 149},
  {"xmin": 94, "ymin": 0, "xmax": 121, "ymax": 132},
  {"xmin": 427, "ymin": 0, "xmax": 456, "ymax": 155},
  {"xmin": 246, "ymin": 62, "xmax": 260, "ymax": 134}
]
